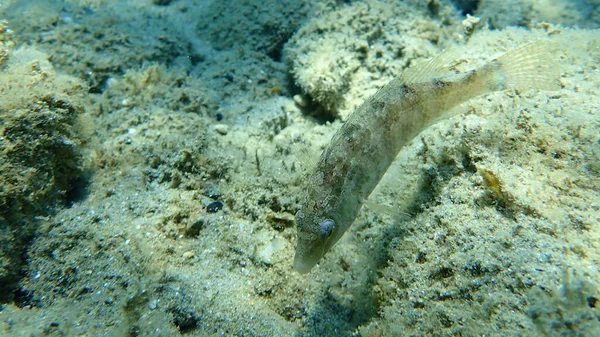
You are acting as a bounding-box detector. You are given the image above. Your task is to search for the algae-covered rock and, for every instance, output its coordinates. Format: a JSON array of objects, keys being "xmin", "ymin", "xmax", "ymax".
[
  {"xmin": 0, "ymin": 19, "xmax": 14, "ymax": 66},
  {"xmin": 195, "ymin": 0, "xmax": 316, "ymax": 60},
  {"xmin": 0, "ymin": 46, "xmax": 86, "ymax": 300},
  {"xmin": 2, "ymin": 1, "xmax": 192, "ymax": 93},
  {"xmin": 283, "ymin": 0, "xmax": 461, "ymax": 120},
  {"xmin": 474, "ymin": 0, "xmax": 600, "ymax": 29}
]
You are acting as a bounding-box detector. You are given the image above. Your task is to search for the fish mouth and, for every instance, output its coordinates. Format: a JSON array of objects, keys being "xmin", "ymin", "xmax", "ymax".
[
  {"xmin": 293, "ymin": 245, "xmax": 324, "ymax": 274},
  {"xmin": 293, "ymin": 257, "xmax": 314, "ymax": 274},
  {"xmin": 293, "ymin": 254, "xmax": 318, "ymax": 274}
]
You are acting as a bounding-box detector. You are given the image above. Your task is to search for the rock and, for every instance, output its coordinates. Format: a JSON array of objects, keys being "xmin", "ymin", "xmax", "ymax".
[{"xmin": 214, "ymin": 124, "xmax": 229, "ymax": 135}]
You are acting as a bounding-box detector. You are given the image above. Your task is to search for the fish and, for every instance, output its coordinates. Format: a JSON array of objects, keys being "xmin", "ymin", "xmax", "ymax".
[{"xmin": 293, "ymin": 41, "xmax": 559, "ymax": 274}]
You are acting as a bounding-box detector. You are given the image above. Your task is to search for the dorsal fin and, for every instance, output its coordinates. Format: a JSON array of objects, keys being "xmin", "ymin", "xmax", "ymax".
[
  {"xmin": 362, "ymin": 199, "xmax": 411, "ymax": 219},
  {"xmin": 399, "ymin": 47, "xmax": 461, "ymax": 85},
  {"xmin": 294, "ymin": 144, "xmax": 318, "ymax": 172}
]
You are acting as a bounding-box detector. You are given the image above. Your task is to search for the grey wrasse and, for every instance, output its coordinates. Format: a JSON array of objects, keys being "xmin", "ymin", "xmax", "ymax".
[{"xmin": 294, "ymin": 42, "xmax": 559, "ymax": 274}]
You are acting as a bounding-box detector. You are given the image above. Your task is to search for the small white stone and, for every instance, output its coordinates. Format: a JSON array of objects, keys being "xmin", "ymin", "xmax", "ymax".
[
  {"xmin": 214, "ymin": 124, "xmax": 229, "ymax": 135},
  {"xmin": 293, "ymin": 94, "xmax": 308, "ymax": 108},
  {"xmin": 255, "ymin": 237, "xmax": 287, "ymax": 264},
  {"xmin": 182, "ymin": 251, "xmax": 195, "ymax": 259}
]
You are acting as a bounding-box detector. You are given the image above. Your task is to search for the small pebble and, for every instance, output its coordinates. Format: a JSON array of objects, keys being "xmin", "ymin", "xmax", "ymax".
[
  {"xmin": 293, "ymin": 94, "xmax": 308, "ymax": 108},
  {"xmin": 206, "ymin": 201, "xmax": 223, "ymax": 213},
  {"xmin": 214, "ymin": 124, "xmax": 229, "ymax": 135},
  {"xmin": 182, "ymin": 251, "xmax": 195, "ymax": 259},
  {"xmin": 203, "ymin": 187, "xmax": 221, "ymax": 200}
]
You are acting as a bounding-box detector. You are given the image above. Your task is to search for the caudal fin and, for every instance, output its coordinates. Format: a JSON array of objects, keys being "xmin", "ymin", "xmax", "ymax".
[{"xmin": 493, "ymin": 41, "xmax": 561, "ymax": 91}]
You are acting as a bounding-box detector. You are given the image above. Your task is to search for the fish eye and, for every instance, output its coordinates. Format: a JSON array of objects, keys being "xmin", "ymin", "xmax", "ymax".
[{"xmin": 319, "ymin": 219, "xmax": 335, "ymax": 240}]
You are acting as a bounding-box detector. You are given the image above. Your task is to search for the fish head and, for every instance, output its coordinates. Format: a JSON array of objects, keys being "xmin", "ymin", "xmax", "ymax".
[{"xmin": 293, "ymin": 206, "xmax": 340, "ymax": 274}]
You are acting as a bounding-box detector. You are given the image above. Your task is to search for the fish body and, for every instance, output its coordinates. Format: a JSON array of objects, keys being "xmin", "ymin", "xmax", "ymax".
[{"xmin": 293, "ymin": 42, "xmax": 558, "ymax": 274}]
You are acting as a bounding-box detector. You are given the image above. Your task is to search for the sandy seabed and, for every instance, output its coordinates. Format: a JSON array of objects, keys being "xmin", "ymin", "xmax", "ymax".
[{"xmin": 0, "ymin": 0, "xmax": 599, "ymax": 336}]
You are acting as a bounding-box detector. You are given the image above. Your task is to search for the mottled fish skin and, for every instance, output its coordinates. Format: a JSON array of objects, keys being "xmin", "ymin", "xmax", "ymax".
[{"xmin": 293, "ymin": 42, "xmax": 558, "ymax": 274}]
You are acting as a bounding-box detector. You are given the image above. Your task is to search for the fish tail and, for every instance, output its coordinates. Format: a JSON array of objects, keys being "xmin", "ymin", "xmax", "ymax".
[{"xmin": 484, "ymin": 41, "xmax": 561, "ymax": 91}]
